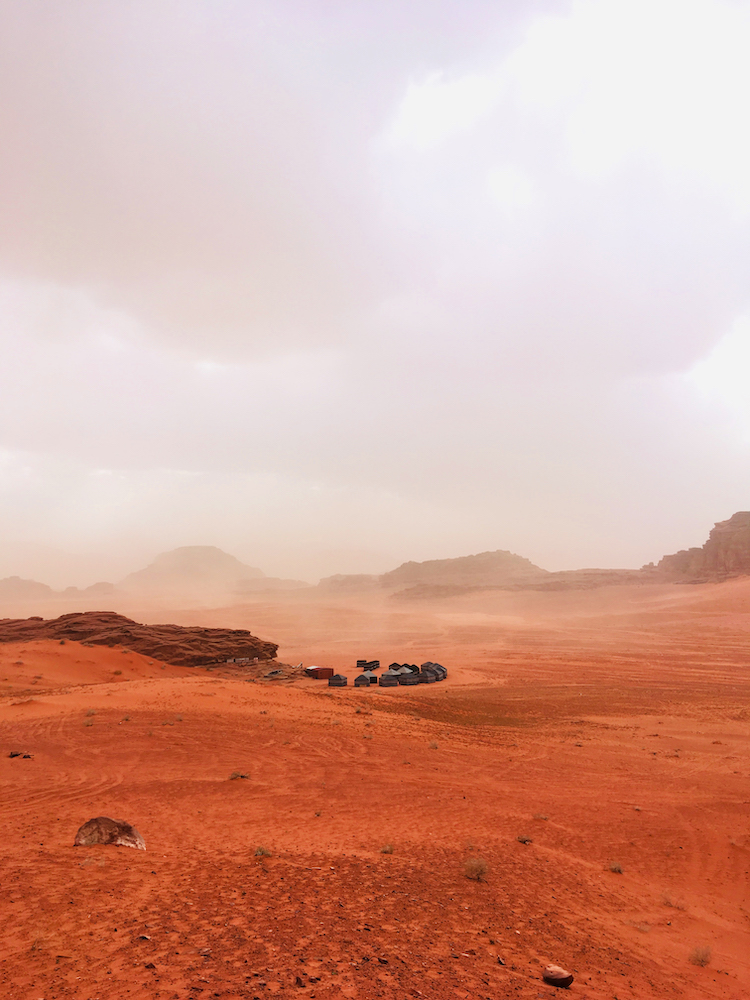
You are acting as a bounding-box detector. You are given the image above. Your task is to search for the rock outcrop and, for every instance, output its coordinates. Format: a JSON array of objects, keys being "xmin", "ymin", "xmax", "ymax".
[
  {"xmin": 74, "ymin": 816, "xmax": 146, "ymax": 850},
  {"xmin": 318, "ymin": 550, "xmax": 549, "ymax": 595},
  {"xmin": 0, "ymin": 611, "xmax": 278, "ymax": 666},
  {"xmin": 656, "ymin": 512, "xmax": 750, "ymax": 579},
  {"xmin": 380, "ymin": 550, "xmax": 548, "ymax": 589}
]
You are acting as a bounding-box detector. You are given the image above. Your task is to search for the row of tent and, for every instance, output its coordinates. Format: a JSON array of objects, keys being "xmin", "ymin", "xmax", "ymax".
[{"xmin": 326, "ymin": 661, "xmax": 448, "ymax": 687}]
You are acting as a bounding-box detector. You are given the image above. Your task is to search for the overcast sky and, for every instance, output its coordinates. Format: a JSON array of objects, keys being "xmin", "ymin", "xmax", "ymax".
[{"xmin": 2, "ymin": 0, "xmax": 750, "ymax": 587}]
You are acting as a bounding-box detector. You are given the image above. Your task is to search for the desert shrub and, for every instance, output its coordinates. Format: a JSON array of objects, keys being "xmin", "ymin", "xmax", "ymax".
[
  {"xmin": 532, "ymin": 814, "xmax": 548, "ymax": 821},
  {"xmin": 175, "ymin": 715, "xmax": 183, "ymax": 722},
  {"xmin": 661, "ymin": 893, "xmax": 687, "ymax": 910},
  {"xmin": 689, "ymin": 946, "xmax": 711, "ymax": 967},
  {"xmin": 83, "ymin": 719, "xmax": 93, "ymax": 727},
  {"xmin": 229, "ymin": 771, "xmax": 249, "ymax": 780},
  {"xmin": 464, "ymin": 856, "xmax": 488, "ymax": 881},
  {"xmin": 380, "ymin": 844, "xmax": 394, "ymax": 854},
  {"xmin": 255, "ymin": 845, "xmax": 272, "ymax": 857},
  {"xmin": 608, "ymin": 862, "xmax": 623, "ymax": 874},
  {"xmin": 517, "ymin": 835, "xmax": 533, "ymax": 845},
  {"xmin": 113, "ymin": 670, "xmax": 122, "ymax": 676},
  {"xmin": 122, "ymin": 715, "xmax": 130, "ymax": 722},
  {"xmin": 428, "ymin": 741, "xmax": 438, "ymax": 749},
  {"xmin": 85, "ymin": 709, "xmax": 96, "ymax": 717}
]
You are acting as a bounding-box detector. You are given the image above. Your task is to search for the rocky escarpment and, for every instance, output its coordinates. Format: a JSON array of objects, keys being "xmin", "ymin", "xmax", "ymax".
[
  {"xmin": 656, "ymin": 512, "xmax": 750, "ymax": 579},
  {"xmin": 0, "ymin": 611, "xmax": 277, "ymax": 666}
]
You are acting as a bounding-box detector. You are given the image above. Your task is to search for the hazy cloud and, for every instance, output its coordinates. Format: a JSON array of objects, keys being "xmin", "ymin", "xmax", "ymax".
[{"xmin": 2, "ymin": 0, "xmax": 750, "ymax": 583}]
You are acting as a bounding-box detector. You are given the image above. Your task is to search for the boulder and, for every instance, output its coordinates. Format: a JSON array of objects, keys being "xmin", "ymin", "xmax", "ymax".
[
  {"xmin": 542, "ymin": 964, "xmax": 574, "ymax": 988},
  {"xmin": 74, "ymin": 816, "xmax": 146, "ymax": 850}
]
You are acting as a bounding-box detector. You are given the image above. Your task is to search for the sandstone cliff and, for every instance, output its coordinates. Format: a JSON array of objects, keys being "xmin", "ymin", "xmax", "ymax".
[
  {"xmin": 656, "ymin": 512, "xmax": 750, "ymax": 579},
  {"xmin": 0, "ymin": 611, "xmax": 278, "ymax": 666}
]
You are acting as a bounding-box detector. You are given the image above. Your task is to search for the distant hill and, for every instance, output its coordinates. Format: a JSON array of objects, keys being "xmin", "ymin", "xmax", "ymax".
[
  {"xmin": 318, "ymin": 549, "xmax": 549, "ymax": 596},
  {"xmin": 382, "ymin": 550, "xmax": 548, "ymax": 589},
  {"xmin": 119, "ymin": 546, "xmax": 307, "ymax": 600},
  {"xmin": 654, "ymin": 512, "xmax": 750, "ymax": 580},
  {"xmin": 0, "ymin": 576, "xmax": 56, "ymax": 600},
  {"xmin": 120, "ymin": 546, "xmax": 264, "ymax": 592}
]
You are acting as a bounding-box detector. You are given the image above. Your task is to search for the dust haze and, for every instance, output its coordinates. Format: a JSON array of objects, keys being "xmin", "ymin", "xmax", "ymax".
[{"xmin": 3, "ymin": 1, "xmax": 750, "ymax": 584}]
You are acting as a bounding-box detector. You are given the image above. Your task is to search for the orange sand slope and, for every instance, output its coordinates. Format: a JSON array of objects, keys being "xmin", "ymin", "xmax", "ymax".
[{"xmin": 1, "ymin": 579, "xmax": 749, "ymax": 1000}]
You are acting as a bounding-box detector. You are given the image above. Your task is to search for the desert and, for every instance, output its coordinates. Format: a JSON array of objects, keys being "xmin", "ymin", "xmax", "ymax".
[
  {"xmin": 4, "ymin": 5, "xmax": 750, "ymax": 996},
  {"xmin": 1, "ymin": 536, "xmax": 749, "ymax": 1000}
]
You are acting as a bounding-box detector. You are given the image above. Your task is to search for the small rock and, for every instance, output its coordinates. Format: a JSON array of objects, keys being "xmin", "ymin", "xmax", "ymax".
[
  {"xmin": 74, "ymin": 816, "xmax": 145, "ymax": 851},
  {"xmin": 145, "ymin": 962, "xmax": 156, "ymax": 969},
  {"xmin": 542, "ymin": 964, "xmax": 574, "ymax": 988},
  {"xmin": 497, "ymin": 957, "xmax": 506, "ymax": 965}
]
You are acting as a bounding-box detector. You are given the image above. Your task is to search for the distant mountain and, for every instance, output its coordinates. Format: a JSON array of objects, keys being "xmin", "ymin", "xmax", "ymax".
[
  {"xmin": 318, "ymin": 549, "xmax": 549, "ymax": 596},
  {"xmin": 119, "ymin": 546, "xmax": 307, "ymax": 599},
  {"xmin": 0, "ymin": 577, "xmax": 114, "ymax": 603},
  {"xmin": 0, "ymin": 576, "xmax": 56, "ymax": 600},
  {"xmin": 381, "ymin": 550, "xmax": 547, "ymax": 589},
  {"xmin": 119, "ymin": 546, "xmax": 264, "ymax": 593},
  {"xmin": 654, "ymin": 512, "xmax": 750, "ymax": 579}
]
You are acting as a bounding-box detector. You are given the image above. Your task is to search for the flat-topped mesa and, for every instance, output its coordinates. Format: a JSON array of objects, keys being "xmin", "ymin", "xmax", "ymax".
[
  {"xmin": 657, "ymin": 512, "xmax": 750, "ymax": 578},
  {"xmin": 0, "ymin": 611, "xmax": 278, "ymax": 666}
]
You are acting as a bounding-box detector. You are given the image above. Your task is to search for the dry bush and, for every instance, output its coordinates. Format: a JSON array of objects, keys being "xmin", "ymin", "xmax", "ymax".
[
  {"xmin": 608, "ymin": 862, "xmax": 623, "ymax": 874},
  {"xmin": 83, "ymin": 719, "xmax": 93, "ymax": 727},
  {"xmin": 121, "ymin": 715, "xmax": 130, "ymax": 722},
  {"xmin": 428, "ymin": 741, "xmax": 438, "ymax": 749},
  {"xmin": 85, "ymin": 709, "xmax": 96, "ymax": 717},
  {"xmin": 689, "ymin": 946, "xmax": 711, "ymax": 967},
  {"xmin": 255, "ymin": 845, "xmax": 272, "ymax": 857},
  {"xmin": 532, "ymin": 814, "xmax": 548, "ymax": 821},
  {"xmin": 517, "ymin": 835, "xmax": 533, "ymax": 845},
  {"xmin": 380, "ymin": 844, "xmax": 394, "ymax": 854},
  {"xmin": 113, "ymin": 670, "xmax": 122, "ymax": 676},
  {"xmin": 229, "ymin": 771, "xmax": 249, "ymax": 780},
  {"xmin": 464, "ymin": 856, "xmax": 488, "ymax": 881},
  {"xmin": 661, "ymin": 893, "xmax": 687, "ymax": 910}
]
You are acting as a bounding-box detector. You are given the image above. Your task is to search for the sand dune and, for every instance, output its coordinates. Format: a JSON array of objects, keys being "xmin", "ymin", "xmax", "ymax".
[{"xmin": 1, "ymin": 580, "xmax": 749, "ymax": 999}]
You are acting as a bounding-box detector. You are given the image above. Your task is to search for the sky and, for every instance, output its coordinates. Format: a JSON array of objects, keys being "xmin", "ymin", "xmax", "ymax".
[{"xmin": 2, "ymin": 0, "xmax": 750, "ymax": 587}]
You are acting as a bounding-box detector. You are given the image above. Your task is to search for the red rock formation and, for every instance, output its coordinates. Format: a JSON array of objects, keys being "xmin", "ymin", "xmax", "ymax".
[
  {"xmin": 74, "ymin": 816, "xmax": 146, "ymax": 851},
  {"xmin": 0, "ymin": 611, "xmax": 277, "ymax": 666},
  {"xmin": 657, "ymin": 512, "xmax": 750, "ymax": 579}
]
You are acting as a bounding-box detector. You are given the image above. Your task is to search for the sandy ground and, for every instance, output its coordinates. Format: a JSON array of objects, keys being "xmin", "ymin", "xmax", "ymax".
[{"xmin": 1, "ymin": 580, "xmax": 749, "ymax": 999}]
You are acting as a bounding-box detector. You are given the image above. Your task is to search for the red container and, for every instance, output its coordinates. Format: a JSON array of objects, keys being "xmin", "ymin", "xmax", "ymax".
[{"xmin": 305, "ymin": 666, "xmax": 334, "ymax": 679}]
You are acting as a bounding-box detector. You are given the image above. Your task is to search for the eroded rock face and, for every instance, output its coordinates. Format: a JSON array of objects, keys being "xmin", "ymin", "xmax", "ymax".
[
  {"xmin": 74, "ymin": 816, "xmax": 146, "ymax": 850},
  {"xmin": 0, "ymin": 611, "xmax": 278, "ymax": 666},
  {"xmin": 657, "ymin": 512, "xmax": 750, "ymax": 579}
]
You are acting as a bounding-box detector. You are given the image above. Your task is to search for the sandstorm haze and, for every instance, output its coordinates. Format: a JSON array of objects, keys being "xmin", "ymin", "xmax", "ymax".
[{"xmin": 2, "ymin": 0, "xmax": 750, "ymax": 587}]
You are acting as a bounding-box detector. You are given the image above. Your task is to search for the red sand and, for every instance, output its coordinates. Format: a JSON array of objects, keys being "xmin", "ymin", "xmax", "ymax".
[{"xmin": 1, "ymin": 579, "xmax": 749, "ymax": 999}]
